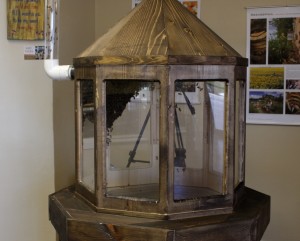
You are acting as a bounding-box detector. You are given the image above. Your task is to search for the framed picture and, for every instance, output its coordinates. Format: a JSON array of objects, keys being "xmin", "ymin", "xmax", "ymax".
[
  {"xmin": 246, "ymin": 7, "xmax": 300, "ymax": 125},
  {"xmin": 7, "ymin": 0, "xmax": 44, "ymax": 40}
]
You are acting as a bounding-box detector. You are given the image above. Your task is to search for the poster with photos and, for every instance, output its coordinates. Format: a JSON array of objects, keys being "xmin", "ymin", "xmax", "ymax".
[
  {"xmin": 132, "ymin": 0, "xmax": 200, "ymax": 18},
  {"xmin": 247, "ymin": 7, "xmax": 300, "ymax": 125}
]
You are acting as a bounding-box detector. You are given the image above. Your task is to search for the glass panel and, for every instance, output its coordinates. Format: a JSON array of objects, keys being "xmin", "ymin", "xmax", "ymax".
[
  {"xmin": 174, "ymin": 80, "xmax": 227, "ymax": 201},
  {"xmin": 105, "ymin": 80, "xmax": 160, "ymax": 201},
  {"xmin": 80, "ymin": 80, "xmax": 95, "ymax": 191}
]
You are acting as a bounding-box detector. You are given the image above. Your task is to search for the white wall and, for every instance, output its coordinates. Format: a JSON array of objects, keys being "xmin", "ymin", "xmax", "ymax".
[{"xmin": 0, "ymin": 2, "xmax": 55, "ymax": 241}]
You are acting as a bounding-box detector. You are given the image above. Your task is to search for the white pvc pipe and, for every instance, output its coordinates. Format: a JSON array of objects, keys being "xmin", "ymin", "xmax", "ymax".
[
  {"xmin": 44, "ymin": 0, "xmax": 73, "ymax": 81},
  {"xmin": 44, "ymin": 59, "xmax": 73, "ymax": 81}
]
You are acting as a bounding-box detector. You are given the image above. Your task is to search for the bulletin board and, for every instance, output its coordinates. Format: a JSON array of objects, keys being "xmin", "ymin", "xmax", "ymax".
[
  {"xmin": 246, "ymin": 6, "xmax": 300, "ymax": 125},
  {"xmin": 7, "ymin": 0, "xmax": 44, "ymax": 40}
]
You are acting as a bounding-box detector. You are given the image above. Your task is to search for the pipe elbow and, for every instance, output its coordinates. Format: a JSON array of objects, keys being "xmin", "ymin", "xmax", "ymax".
[{"xmin": 44, "ymin": 59, "xmax": 74, "ymax": 81}]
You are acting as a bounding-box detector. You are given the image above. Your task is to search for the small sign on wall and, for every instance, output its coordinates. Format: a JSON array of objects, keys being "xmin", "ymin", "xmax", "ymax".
[
  {"xmin": 24, "ymin": 46, "xmax": 45, "ymax": 60},
  {"xmin": 7, "ymin": 0, "xmax": 44, "ymax": 40}
]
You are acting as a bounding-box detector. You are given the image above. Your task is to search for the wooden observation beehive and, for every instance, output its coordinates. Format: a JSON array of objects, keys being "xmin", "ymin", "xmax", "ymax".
[{"xmin": 49, "ymin": 0, "xmax": 270, "ymax": 240}]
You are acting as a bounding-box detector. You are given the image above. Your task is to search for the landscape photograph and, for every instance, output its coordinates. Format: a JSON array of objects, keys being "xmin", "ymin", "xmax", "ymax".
[
  {"xmin": 250, "ymin": 67, "xmax": 284, "ymax": 89},
  {"xmin": 249, "ymin": 91, "xmax": 283, "ymax": 114}
]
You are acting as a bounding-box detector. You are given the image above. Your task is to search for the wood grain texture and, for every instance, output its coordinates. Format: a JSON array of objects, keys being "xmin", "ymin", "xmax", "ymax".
[
  {"xmin": 49, "ymin": 186, "xmax": 270, "ymax": 241},
  {"xmin": 74, "ymin": 0, "xmax": 247, "ymax": 66}
]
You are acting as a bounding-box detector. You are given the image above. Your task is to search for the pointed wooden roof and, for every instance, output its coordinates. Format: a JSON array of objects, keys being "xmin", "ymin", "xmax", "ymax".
[{"xmin": 74, "ymin": 0, "xmax": 247, "ymax": 66}]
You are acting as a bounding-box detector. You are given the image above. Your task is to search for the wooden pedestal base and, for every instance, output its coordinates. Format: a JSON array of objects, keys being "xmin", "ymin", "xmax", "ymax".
[{"xmin": 49, "ymin": 186, "xmax": 270, "ymax": 241}]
